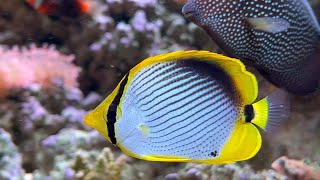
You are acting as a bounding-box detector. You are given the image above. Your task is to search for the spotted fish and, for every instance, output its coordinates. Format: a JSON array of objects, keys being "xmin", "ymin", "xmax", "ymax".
[
  {"xmin": 182, "ymin": 0, "xmax": 320, "ymax": 95},
  {"xmin": 84, "ymin": 51, "xmax": 289, "ymax": 164}
]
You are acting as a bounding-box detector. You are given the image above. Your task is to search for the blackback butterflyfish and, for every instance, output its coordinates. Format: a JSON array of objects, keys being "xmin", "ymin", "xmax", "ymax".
[
  {"xmin": 182, "ymin": 0, "xmax": 320, "ymax": 95},
  {"xmin": 84, "ymin": 50, "xmax": 289, "ymax": 164}
]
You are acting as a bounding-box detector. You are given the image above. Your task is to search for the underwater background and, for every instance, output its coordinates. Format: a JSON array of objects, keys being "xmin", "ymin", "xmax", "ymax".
[{"xmin": 0, "ymin": 0, "xmax": 320, "ymax": 179}]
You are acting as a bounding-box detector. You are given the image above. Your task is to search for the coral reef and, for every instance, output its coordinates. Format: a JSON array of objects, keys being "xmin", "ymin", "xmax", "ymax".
[
  {"xmin": 272, "ymin": 156, "xmax": 320, "ymax": 180},
  {"xmin": 73, "ymin": 147, "xmax": 128, "ymax": 180},
  {"xmin": 84, "ymin": 0, "xmax": 219, "ymax": 94},
  {"xmin": 0, "ymin": 0, "xmax": 319, "ymax": 180},
  {"xmin": 0, "ymin": 0, "xmax": 217, "ymax": 95},
  {"xmin": 164, "ymin": 163, "xmax": 287, "ymax": 180},
  {"xmin": 0, "ymin": 128, "xmax": 24, "ymax": 180},
  {"xmin": 32, "ymin": 129, "xmax": 108, "ymax": 180},
  {"xmin": 0, "ymin": 85, "xmax": 84, "ymax": 172}
]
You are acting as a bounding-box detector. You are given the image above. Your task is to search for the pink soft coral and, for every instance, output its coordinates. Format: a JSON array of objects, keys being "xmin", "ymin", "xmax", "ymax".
[
  {"xmin": 0, "ymin": 44, "xmax": 80, "ymax": 97},
  {"xmin": 272, "ymin": 156, "xmax": 320, "ymax": 180}
]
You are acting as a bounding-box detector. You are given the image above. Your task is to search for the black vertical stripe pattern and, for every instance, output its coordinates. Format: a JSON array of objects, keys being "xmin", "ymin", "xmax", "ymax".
[{"xmin": 107, "ymin": 73, "xmax": 129, "ymax": 144}]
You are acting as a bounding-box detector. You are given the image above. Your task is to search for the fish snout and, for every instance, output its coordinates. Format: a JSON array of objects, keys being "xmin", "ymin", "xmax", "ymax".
[{"xmin": 182, "ymin": 2, "xmax": 196, "ymax": 19}]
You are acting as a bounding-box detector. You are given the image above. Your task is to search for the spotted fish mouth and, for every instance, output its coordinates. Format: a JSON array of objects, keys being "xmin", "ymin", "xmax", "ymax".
[{"xmin": 182, "ymin": 3, "xmax": 195, "ymax": 18}]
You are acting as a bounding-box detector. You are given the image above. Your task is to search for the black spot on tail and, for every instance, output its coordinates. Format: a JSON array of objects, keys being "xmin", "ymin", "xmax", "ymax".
[{"xmin": 244, "ymin": 105, "xmax": 254, "ymax": 122}]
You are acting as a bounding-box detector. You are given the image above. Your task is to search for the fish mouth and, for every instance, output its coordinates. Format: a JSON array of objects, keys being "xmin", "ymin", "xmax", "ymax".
[{"xmin": 182, "ymin": 4, "xmax": 195, "ymax": 18}]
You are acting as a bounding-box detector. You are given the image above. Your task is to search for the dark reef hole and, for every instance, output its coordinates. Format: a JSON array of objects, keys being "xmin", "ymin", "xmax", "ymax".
[
  {"xmin": 0, "ymin": 11, "xmax": 12, "ymax": 21},
  {"xmin": 110, "ymin": 12, "xmax": 131, "ymax": 24},
  {"xmin": 38, "ymin": 34, "xmax": 64, "ymax": 46}
]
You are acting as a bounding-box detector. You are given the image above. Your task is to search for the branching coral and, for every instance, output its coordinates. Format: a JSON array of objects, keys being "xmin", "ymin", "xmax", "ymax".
[
  {"xmin": 74, "ymin": 147, "xmax": 128, "ymax": 180},
  {"xmin": 0, "ymin": 83, "xmax": 96, "ymax": 174},
  {"xmin": 0, "ymin": 44, "xmax": 80, "ymax": 98},
  {"xmin": 32, "ymin": 129, "xmax": 109, "ymax": 179}
]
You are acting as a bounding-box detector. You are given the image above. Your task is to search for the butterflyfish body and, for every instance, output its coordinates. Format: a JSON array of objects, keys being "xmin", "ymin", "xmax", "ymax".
[
  {"xmin": 84, "ymin": 51, "xmax": 289, "ymax": 164},
  {"xmin": 182, "ymin": 0, "xmax": 320, "ymax": 95}
]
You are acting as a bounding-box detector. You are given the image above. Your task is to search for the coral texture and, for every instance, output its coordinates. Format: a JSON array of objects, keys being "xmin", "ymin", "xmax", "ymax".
[
  {"xmin": 164, "ymin": 163, "xmax": 287, "ymax": 180},
  {"xmin": 0, "ymin": 44, "xmax": 80, "ymax": 98},
  {"xmin": 0, "ymin": 128, "xmax": 24, "ymax": 180},
  {"xmin": 272, "ymin": 156, "xmax": 320, "ymax": 180},
  {"xmin": 0, "ymin": 0, "xmax": 319, "ymax": 180},
  {"xmin": 0, "ymin": 0, "xmax": 218, "ymax": 95}
]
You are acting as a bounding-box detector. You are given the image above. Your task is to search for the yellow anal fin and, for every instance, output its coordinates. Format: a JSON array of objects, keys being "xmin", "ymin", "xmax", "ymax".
[{"xmin": 204, "ymin": 123, "xmax": 262, "ymax": 163}]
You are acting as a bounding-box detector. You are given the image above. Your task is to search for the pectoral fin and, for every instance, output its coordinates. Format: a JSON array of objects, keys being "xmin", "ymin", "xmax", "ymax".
[{"xmin": 246, "ymin": 17, "xmax": 290, "ymax": 34}]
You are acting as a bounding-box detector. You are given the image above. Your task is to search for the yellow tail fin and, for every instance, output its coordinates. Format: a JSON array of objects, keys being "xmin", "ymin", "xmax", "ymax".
[{"xmin": 251, "ymin": 89, "xmax": 290, "ymax": 132}]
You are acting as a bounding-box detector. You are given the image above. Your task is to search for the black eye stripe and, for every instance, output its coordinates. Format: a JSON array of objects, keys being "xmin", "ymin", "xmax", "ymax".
[{"xmin": 107, "ymin": 73, "xmax": 129, "ymax": 144}]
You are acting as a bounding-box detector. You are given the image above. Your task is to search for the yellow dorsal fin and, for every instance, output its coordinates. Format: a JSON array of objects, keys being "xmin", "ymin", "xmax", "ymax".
[{"xmin": 130, "ymin": 50, "xmax": 258, "ymax": 104}]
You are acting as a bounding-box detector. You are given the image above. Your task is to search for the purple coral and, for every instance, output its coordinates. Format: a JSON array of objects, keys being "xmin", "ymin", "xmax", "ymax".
[
  {"xmin": 132, "ymin": 10, "xmax": 163, "ymax": 33},
  {"xmin": 128, "ymin": 0, "xmax": 158, "ymax": 8},
  {"xmin": 22, "ymin": 97, "xmax": 47, "ymax": 121},
  {"xmin": 0, "ymin": 128, "xmax": 25, "ymax": 179}
]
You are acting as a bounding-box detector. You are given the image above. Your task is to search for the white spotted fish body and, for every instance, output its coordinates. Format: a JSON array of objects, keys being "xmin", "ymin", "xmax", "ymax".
[
  {"xmin": 182, "ymin": 0, "xmax": 320, "ymax": 95},
  {"xmin": 84, "ymin": 51, "xmax": 289, "ymax": 164}
]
